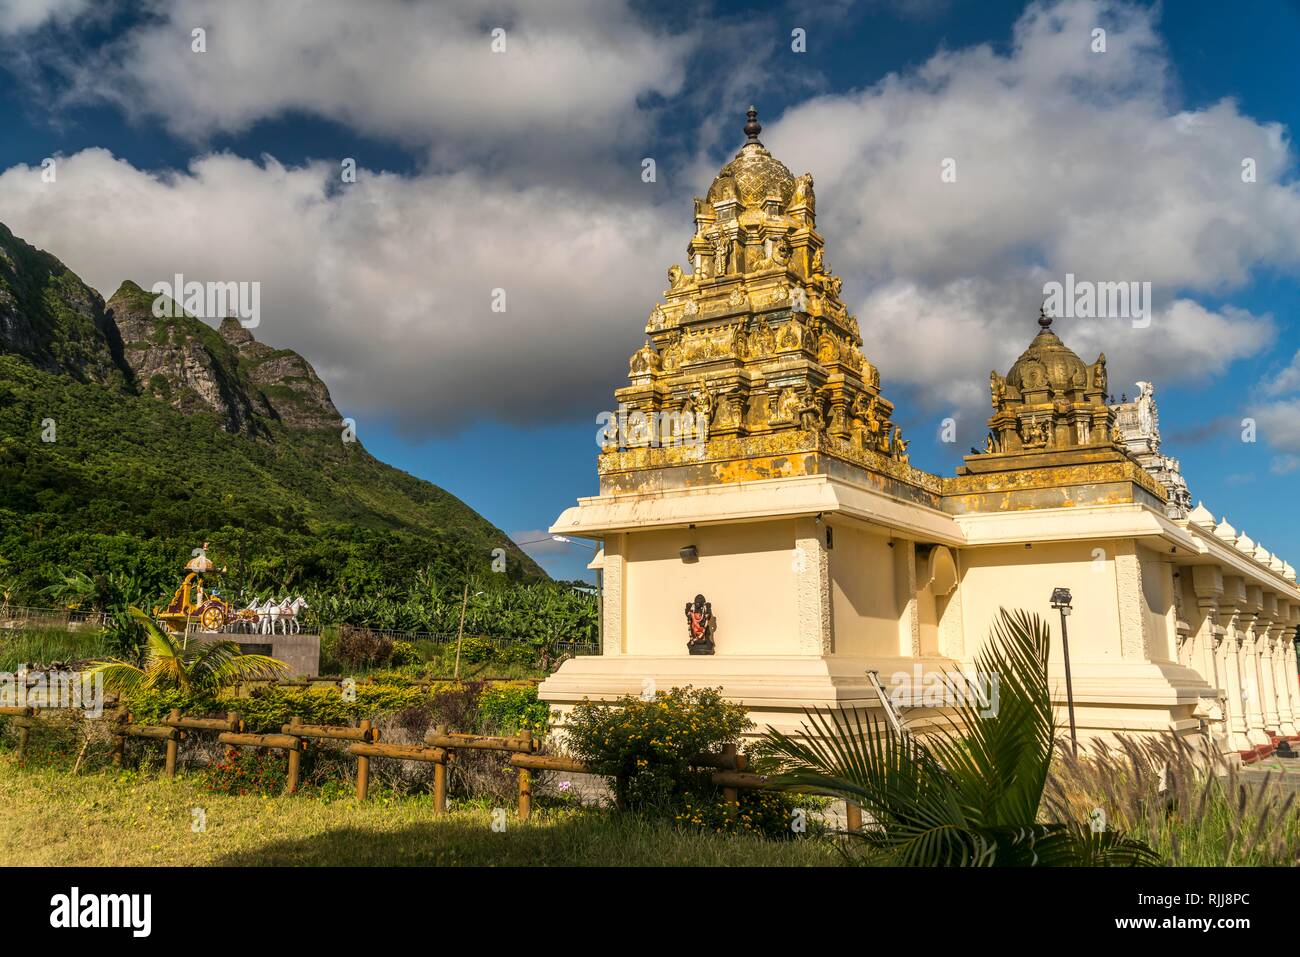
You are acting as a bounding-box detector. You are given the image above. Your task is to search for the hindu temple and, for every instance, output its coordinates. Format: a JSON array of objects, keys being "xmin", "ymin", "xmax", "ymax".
[{"xmin": 540, "ymin": 109, "xmax": 1300, "ymax": 762}]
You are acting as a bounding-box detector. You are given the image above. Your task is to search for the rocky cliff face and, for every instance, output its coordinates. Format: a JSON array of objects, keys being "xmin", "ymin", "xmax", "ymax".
[
  {"xmin": 0, "ymin": 223, "xmax": 342, "ymax": 438},
  {"xmin": 217, "ymin": 318, "xmax": 341, "ymax": 430},
  {"xmin": 106, "ymin": 282, "xmax": 271, "ymax": 436},
  {"xmin": 0, "ymin": 223, "xmax": 125, "ymax": 386}
]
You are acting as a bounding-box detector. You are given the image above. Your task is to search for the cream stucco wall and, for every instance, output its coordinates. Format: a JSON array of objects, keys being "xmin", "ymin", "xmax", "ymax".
[
  {"xmin": 827, "ymin": 523, "xmax": 899, "ymax": 657},
  {"xmin": 545, "ymin": 473, "xmax": 1299, "ymax": 753},
  {"xmin": 957, "ymin": 540, "xmax": 1125, "ymax": 669},
  {"xmin": 622, "ymin": 520, "xmax": 801, "ymax": 656}
]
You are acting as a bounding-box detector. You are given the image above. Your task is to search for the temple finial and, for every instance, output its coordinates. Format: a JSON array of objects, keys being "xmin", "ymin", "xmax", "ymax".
[
  {"xmin": 1038, "ymin": 303, "xmax": 1052, "ymax": 329},
  {"xmin": 744, "ymin": 106, "xmax": 762, "ymax": 143}
]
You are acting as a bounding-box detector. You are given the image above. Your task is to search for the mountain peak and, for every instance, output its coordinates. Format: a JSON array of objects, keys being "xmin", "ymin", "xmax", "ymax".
[{"xmin": 218, "ymin": 315, "xmax": 256, "ymax": 347}]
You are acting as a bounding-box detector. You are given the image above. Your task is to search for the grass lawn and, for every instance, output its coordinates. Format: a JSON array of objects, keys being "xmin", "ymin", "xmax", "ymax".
[{"xmin": 0, "ymin": 755, "xmax": 842, "ymax": 866}]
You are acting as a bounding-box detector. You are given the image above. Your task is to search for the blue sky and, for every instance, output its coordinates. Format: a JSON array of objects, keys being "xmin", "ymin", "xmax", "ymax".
[{"xmin": 1, "ymin": 0, "xmax": 1297, "ymax": 583}]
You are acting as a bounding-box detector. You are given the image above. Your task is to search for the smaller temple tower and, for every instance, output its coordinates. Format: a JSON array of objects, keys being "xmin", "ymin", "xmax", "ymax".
[{"xmin": 951, "ymin": 309, "xmax": 1167, "ymax": 514}]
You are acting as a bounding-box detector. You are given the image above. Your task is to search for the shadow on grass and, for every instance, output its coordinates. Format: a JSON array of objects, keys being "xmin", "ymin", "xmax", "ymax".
[{"xmin": 213, "ymin": 813, "xmax": 838, "ymax": 867}]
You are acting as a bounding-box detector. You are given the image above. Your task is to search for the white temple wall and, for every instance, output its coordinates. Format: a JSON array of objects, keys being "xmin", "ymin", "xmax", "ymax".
[
  {"xmin": 956, "ymin": 540, "xmax": 1126, "ymax": 670},
  {"xmin": 621, "ymin": 519, "xmax": 801, "ymax": 656},
  {"xmin": 827, "ymin": 522, "xmax": 901, "ymax": 657}
]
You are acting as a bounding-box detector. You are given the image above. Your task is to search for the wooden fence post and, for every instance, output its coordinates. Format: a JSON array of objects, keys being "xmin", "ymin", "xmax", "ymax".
[
  {"xmin": 286, "ymin": 716, "xmax": 302, "ymax": 794},
  {"xmin": 433, "ymin": 723, "xmax": 447, "ymax": 815},
  {"xmin": 164, "ymin": 709, "xmax": 180, "ymax": 778},
  {"xmin": 721, "ymin": 743, "xmax": 739, "ymax": 811},
  {"xmin": 845, "ymin": 801, "xmax": 863, "ymax": 832},
  {"xmin": 355, "ymin": 719, "xmax": 372, "ymax": 801},
  {"xmin": 111, "ymin": 717, "xmax": 126, "ymax": 767},
  {"xmin": 517, "ymin": 729, "xmax": 533, "ymax": 822}
]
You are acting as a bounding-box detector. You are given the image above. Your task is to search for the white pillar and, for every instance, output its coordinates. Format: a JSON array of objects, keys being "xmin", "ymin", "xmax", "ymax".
[
  {"xmin": 1259, "ymin": 593, "xmax": 1281, "ymax": 735},
  {"xmin": 1190, "ymin": 566, "xmax": 1229, "ymax": 750},
  {"xmin": 1113, "ymin": 539, "xmax": 1152, "ymax": 660},
  {"xmin": 1276, "ymin": 600, "xmax": 1299, "ymax": 737},
  {"xmin": 1218, "ymin": 576, "xmax": 1254, "ymax": 753},
  {"xmin": 601, "ymin": 533, "xmax": 626, "ymax": 655},
  {"xmin": 794, "ymin": 517, "xmax": 832, "ymax": 655}
]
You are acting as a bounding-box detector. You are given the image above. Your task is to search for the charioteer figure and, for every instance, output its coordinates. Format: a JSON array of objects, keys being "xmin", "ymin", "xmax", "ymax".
[{"xmin": 685, "ymin": 594, "xmax": 716, "ymax": 655}]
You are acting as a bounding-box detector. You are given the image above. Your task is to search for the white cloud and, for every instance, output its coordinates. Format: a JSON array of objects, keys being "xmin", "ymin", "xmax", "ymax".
[
  {"xmin": 1262, "ymin": 350, "xmax": 1300, "ymax": 397},
  {"xmin": 0, "ymin": 0, "xmax": 88, "ymax": 35},
  {"xmin": 1251, "ymin": 398, "xmax": 1300, "ymax": 455},
  {"xmin": 752, "ymin": 0, "xmax": 1297, "ymax": 429},
  {"xmin": 0, "ymin": 148, "xmax": 678, "ymax": 432},
  {"xmin": 2, "ymin": 0, "xmax": 1297, "ymax": 445},
  {"xmin": 1272, "ymin": 454, "xmax": 1300, "ymax": 475},
  {"xmin": 858, "ymin": 277, "xmax": 1273, "ymax": 419},
  {"xmin": 48, "ymin": 0, "xmax": 693, "ymax": 163}
]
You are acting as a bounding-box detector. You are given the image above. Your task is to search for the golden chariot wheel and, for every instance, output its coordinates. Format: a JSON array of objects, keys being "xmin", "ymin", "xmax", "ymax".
[{"xmin": 199, "ymin": 605, "xmax": 225, "ymax": 632}]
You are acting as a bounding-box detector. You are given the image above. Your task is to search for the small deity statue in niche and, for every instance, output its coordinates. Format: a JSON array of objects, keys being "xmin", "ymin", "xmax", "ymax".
[
  {"xmin": 891, "ymin": 426, "xmax": 910, "ymax": 463},
  {"xmin": 990, "ymin": 371, "xmax": 1006, "ymax": 411},
  {"xmin": 791, "ymin": 172, "xmax": 816, "ymax": 213},
  {"xmin": 711, "ymin": 231, "xmax": 731, "ymax": 277},
  {"xmin": 797, "ymin": 383, "xmax": 826, "ymax": 432},
  {"xmin": 685, "ymin": 594, "xmax": 716, "ymax": 655}
]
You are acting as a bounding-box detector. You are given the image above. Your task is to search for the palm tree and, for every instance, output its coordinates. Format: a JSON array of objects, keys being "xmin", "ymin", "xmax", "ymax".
[
  {"xmin": 762, "ymin": 608, "xmax": 1159, "ymax": 866},
  {"xmin": 87, "ymin": 607, "xmax": 289, "ymax": 695}
]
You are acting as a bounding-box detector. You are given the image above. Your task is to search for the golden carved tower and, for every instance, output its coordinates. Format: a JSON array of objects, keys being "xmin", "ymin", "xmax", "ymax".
[
  {"xmin": 985, "ymin": 307, "xmax": 1113, "ymax": 455},
  {"xmin": 950, "ymin": 308, "xmax": 1165, "ymax": 513},
  {"xmin": 603, "ymin": 108, "xmax": 925, "ymax": 497}
]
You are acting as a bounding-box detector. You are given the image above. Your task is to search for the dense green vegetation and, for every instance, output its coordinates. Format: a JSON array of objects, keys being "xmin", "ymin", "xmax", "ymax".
[
  {"xmin": 0, "ymin": 349, "xmax": 586, "ymax": 655},
  {"xmin": 0, "ymin": 351, "xmax": 541, "ymax": 602}
]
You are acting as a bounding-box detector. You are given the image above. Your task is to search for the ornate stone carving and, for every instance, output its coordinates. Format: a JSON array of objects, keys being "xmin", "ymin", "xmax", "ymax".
[
  {"xmin": 608, "ymin": 108, "xmax": 905, "ymax": 489},
  {"xmin": 1110, "ymin": 379, "xmax": 1192, "ymax": 518},
  {"xmin": 628, "ymin": 342, "xmax": 661, "ymax": 377}
]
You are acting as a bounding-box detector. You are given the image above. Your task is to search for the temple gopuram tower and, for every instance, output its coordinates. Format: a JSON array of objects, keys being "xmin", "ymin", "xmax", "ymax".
[
  {"xmin": 541, "ymin": 109, "xmax": 1300, "ymax": 756},
  {"xmin": 607, "ymin": 106, "xmax": 916, "ymax": 493}
]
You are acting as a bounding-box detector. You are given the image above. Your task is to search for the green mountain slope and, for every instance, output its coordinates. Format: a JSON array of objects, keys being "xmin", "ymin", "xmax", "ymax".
[{"xmin": 0, "ymin": 223, "xmax": 543, "ymax": 607}]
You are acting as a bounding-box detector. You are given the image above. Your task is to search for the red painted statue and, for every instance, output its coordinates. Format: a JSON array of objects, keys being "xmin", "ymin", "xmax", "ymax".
[{"xmin": 685, "ymin": 594, "xmax": 716, "ymax": 655}]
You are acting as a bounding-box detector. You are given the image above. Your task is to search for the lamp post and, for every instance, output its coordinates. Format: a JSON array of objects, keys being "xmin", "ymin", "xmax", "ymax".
[{"xmin": 1050, "ymin": 586, "xmax": 1078, "ymax": 756}]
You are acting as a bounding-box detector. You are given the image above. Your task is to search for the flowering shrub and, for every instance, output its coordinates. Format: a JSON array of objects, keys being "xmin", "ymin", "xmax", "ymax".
[
  {"xmin": 478, "ymin": 682, "xmax": 550, "ymax": 733},
  {"xmin": 565, "ymin": 686, "xmax": 751, "ymax": 812},
  {"xmin": 205, "ymin": 747, "xmax": 288, "ymax": 796},
  {"xmin": 390, "ymin": 641, "xmax": 421, "ymax": 666},
  {"xmin": 676, "ymin": 788, "xmax": 816, "ymax": 840}
]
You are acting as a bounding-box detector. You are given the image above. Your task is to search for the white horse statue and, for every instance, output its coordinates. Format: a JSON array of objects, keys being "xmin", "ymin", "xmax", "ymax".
[
  {"xmin": 256, "ymin": 598, "xmax": 280, "ymax": 635},
  {"xmin": 280, "ymin": 597, "xmax": 309, "ymax": 634},
  {"xmin": 235, "ymin": 600, "xmax": 264, "ymax": 633}
]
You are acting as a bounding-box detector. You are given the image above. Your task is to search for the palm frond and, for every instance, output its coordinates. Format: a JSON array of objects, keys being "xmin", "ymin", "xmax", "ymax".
[
  {"xmin": 83, "ymin": 659, "xmax": 148, "ymax": 695},
  {"xmin": 761, "ymin": 608, "xmax": 1157, "ymax": 867}
]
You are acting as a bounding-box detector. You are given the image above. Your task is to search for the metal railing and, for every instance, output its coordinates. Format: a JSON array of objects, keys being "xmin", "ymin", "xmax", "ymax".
[
  {"xmin": 0, "ymin": 605, "xmax": 109, "ymax": 631},
  {"xmin": 333, "ymin": 624, "xmax": 599, "ymax": 657}
]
